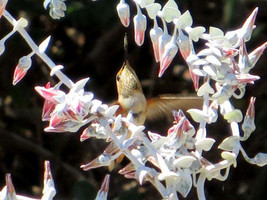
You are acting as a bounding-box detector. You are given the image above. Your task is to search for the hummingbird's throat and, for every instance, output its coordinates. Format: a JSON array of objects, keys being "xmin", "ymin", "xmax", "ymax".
[{"xmin": 118, "ymin": 92, "xmax": 147, "ymax": 125}]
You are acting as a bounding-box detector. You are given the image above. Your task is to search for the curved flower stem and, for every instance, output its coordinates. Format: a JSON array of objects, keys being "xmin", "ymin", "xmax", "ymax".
[
  {"xmin": 3, "ymin": 10, "xmax": 74, "ymax": 89},
  {"xmin": 196, "ymin": 173, "xmax": 206, "ymax": 200},
  {"xmin": 239, "ymin": 144, "xmax": 254, "ymax": 164}
]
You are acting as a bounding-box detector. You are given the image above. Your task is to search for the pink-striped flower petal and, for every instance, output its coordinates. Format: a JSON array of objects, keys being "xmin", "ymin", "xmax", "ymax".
[
  {"xmin": 95, "ymin": 174, "xmax": 110, "ymax": 200},
  {"xmin": 133, "ymin": 6, "xmax": 147, "ymax": 46},
  {"xmin": 189, "ymin": 68, "xmax": 199, "ymax": 91},
  {"xmin": 12, "ymin": 56, "xmax": 32, "ymax": 85},
  {"xmin": 159, "ymin": 36, "xmax": 178, "ymax": 77},
  {"xmin": 150, "ymin": 21, "xmax": 163, "ymax": 62},
  {"xmin": 116, "ymin": 0, "xmax": 130, "ymax": 27}
]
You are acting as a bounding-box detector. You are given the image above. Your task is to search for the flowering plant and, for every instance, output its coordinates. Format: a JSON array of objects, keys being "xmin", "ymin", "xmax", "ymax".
[{"xmin": 0, "ymin": 0, "xmax": 267, "ymax": 200}]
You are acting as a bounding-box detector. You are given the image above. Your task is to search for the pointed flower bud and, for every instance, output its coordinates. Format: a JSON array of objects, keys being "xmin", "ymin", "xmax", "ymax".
[
  {"xmin": 133, "ymin": 5, "xmax": 147, "ymax": 46},
  {"xmin": 5, "ymin": 174, "xmax": 17, "ymax": 199},
  {"xmin": 81, "ymin": 143, "xmax": 121, "ymax": 170},
  {"xmin": 95, "ymin": 174, "xmax": 110, "ymax": 200},
  {"xmin": 190, "ymin": 68, "xmax": 200, "ymax": 91},
  {"xmin": 159, "ymin": 29, "xmax": 178, "ymax": 77},
  {"xmin": 235, "ymin": 73, "xmax": 260, "ymax": 85},
  {"xmin": 186, "ymin": 54, "xmax": 204, "ymax": 90},
  {"xmin": 172, "ymin": 110, "xmax": 195, "ymax": 137},
  {"xmin": 225, "ymin": 8, "xmax": 258, "ymax": 47},
  {"xmin": 35, "ymin": 83, "xmax": 65, "ymax": 104},
  {"xmin": 150, "ymin": 19, "xmax": 163, "ymax": 62},
  {"xmin": 177, "ymin": 30, "xmax": 192, "ymax": 60},
  {"xmin": 118, "ymin": 163, "xmax": 136, "ymax": 176},
  {"xmin": 239, "ymin": 7, "xmax": 258, "ymax": 42},
  {"xmin": 116, "ymin": 0, "xmax": 130, "ymax": 27},
  {"xmin": 158, "ymin": 12, "xmax": 171, "ymax": 61},
  {"xmin": 186, "ymin": 55, "xmax": 200, "ymax": 90},
  {"xmin": 248, "ymin": 41, "xmax": 267, "ymax": 70},
  {"xmin": 42, "ymin": 161, "xmax": 56, "ymax": 200},
  {"xmin": 166, "ymin": 117, "xmax": 189, "ymax": 149},
  {"xmin": 12, "ymin": 55, "xmax": 32, "ymax": 85},
  {"xmin": 37, "ymin": 82, "xmax": 58, "ymax": 121},
  {"xmin": 242, "ymin": 97, "xmax": 256, "ymax": 139},
  {"xmin": 238, "ymin": 39, "xmax": 250, "ymax": 73},
  {"xmin": 45, "ymin": 115, "xmax": 87, "ymax": 132}
]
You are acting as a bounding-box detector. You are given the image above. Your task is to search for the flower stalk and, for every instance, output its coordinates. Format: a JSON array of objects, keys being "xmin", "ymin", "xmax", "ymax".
[{"xmin": 0, "ymin": 1, "xmax": 266, "ymax": 200}]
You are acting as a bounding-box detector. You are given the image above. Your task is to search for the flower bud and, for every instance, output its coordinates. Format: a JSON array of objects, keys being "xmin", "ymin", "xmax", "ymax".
[
  {"xmin": 116, "ymin": 0, "xmax": 130, "ymax": 27},
  {"xmin": 43, "ymin": 161, "xmax": 56, "ymax": 199},
  {"xmin": 12, "ymin": 56, "xmax": 32, "ymax": 85},
  {"xmin": 177, "ymin": 30, "xmax": 191, "ymax": 60},
  {"xmin": 133, "ymin": 11, "xmax": 147, "ymax": 46},
  {"xmin": 248, "ymin": 41, "xmax": 267, "ymax": 70},
  {"xmin": 150, "ymin": 21, "xmax": 163, "ymax": 62},
  {"xmin": 95, "ymin": 174, "xmax": 110, "ymax": 200},
  {"xmin": 158, "ymin": 17, "xmax": 171, "ymax": 62},
  {"xmin": 242, "ymin": 97, "xmax": 256, "ymax": 139},
  {"xmin": 159, "ymin": 32, "xmax": 178, "ymax": 77}
]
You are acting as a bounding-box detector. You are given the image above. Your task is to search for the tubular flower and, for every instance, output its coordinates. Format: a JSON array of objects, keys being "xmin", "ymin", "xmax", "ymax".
[
  {"xmin": 248, "ymin": 41, "xmax": 267, "ymax": 70},
  {"xmin": 158, "ymin": 14, "xmax": 171, "ymax": 62},
  {"xmin": 116, "ymin": 0, "xmax": 130, "ymax": 27},
  {"xmin": 150, "ymin": 19, "xmax": 163, "ymax": 62},
  {"xmin": 133, "ymin": 4, "xmax": 147, "ymax": 46},
  {"xmin": 42, "ymin": 161, "xmax": 56, "ymax": 200},
  {"xmin": 242, "ymin": 97, "xmax": 256, "ymax": 139},
  {"xmin": 177, "ymin": 30, "xmax": 192, "ymax": 60},
  {"xmin": 187, "ymin": 62, "xmax": 200, "ymax": 91},
  {"xmin": 158, "ymin": 30, "xmax": 178, "ymax": 77},
  {"xmin": 95, "ymin": 174, "xmax": 110, "ymax": 200},
  {"xmin": 40, "ymin": 82, "xmax": 58, "ymax": 121},
  {"xmin": 12, "ymin": 56, "xmax": 32, "ymax": 85}
]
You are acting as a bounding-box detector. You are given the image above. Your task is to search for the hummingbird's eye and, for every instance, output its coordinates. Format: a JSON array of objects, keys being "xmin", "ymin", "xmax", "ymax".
[{"xmin": 116, "ymin": 75, "xmax": 120, "ymax": 81}]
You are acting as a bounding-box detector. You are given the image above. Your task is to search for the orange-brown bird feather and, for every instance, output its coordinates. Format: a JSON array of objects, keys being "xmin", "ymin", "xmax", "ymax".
[{"xmin": 146, "ymin": 95, "xmax": 203, "ymax": 122}]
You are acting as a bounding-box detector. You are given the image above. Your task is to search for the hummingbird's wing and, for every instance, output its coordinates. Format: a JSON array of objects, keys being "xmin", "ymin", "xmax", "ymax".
[{"xmin": 146, "ymin": 95, "xmax": 203, "ymax": 121}]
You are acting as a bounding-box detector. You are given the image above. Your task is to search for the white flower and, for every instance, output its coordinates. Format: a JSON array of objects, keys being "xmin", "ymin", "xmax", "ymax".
[
  {"xmin": 117, "ymin": 0, "xmax": 130, "ymax": 27},
  {"xmin": 44, "ymin": 0, "xmax": 67, "ymax": 19}
]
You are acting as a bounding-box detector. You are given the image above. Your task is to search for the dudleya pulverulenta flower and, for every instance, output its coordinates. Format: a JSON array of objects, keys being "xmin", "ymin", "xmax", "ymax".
[
  {"xmin": 117, "ymin": 0, "xmax": 130, "ymax": 27},
  {"xmin": 43, "ymin": 0, "xmax": 66, "ymax": 19}
]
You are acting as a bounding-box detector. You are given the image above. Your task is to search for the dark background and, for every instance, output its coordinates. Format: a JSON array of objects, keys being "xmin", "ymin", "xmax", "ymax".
[{"xmin": 0, "ymin": 0, "xmax": 267, "ymax": 199}]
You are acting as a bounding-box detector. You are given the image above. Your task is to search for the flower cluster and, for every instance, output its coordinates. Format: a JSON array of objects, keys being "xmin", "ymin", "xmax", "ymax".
[
  {"xmin": 114, "ymin": 1, "xmax": 267, "ymax": 199},
  {"xmin": 0, "ymin": 1, "xmax": 266, "ymax": 200},
  {"xmin": 43, "ymin": 0, "xmax": 67, "ymax": 19}
]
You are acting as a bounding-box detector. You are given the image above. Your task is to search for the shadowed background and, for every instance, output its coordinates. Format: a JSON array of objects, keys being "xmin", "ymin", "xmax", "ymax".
[{"xmin": 0, "ymin": 0, "xmax": 267, "ymax": 199}]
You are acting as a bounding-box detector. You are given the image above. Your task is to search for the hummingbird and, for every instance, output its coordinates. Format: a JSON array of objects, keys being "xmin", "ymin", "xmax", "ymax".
[
  {"xmin": 114, "ymin": 60, "xmax": 202, "ymax": 126},
  {"xmin": 113, "ymin": 34, "xmax": 202, "ymax": 127},
  {"xmin": 108, "ymin": 36, "xmax": 202, "ymax": 170}
]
